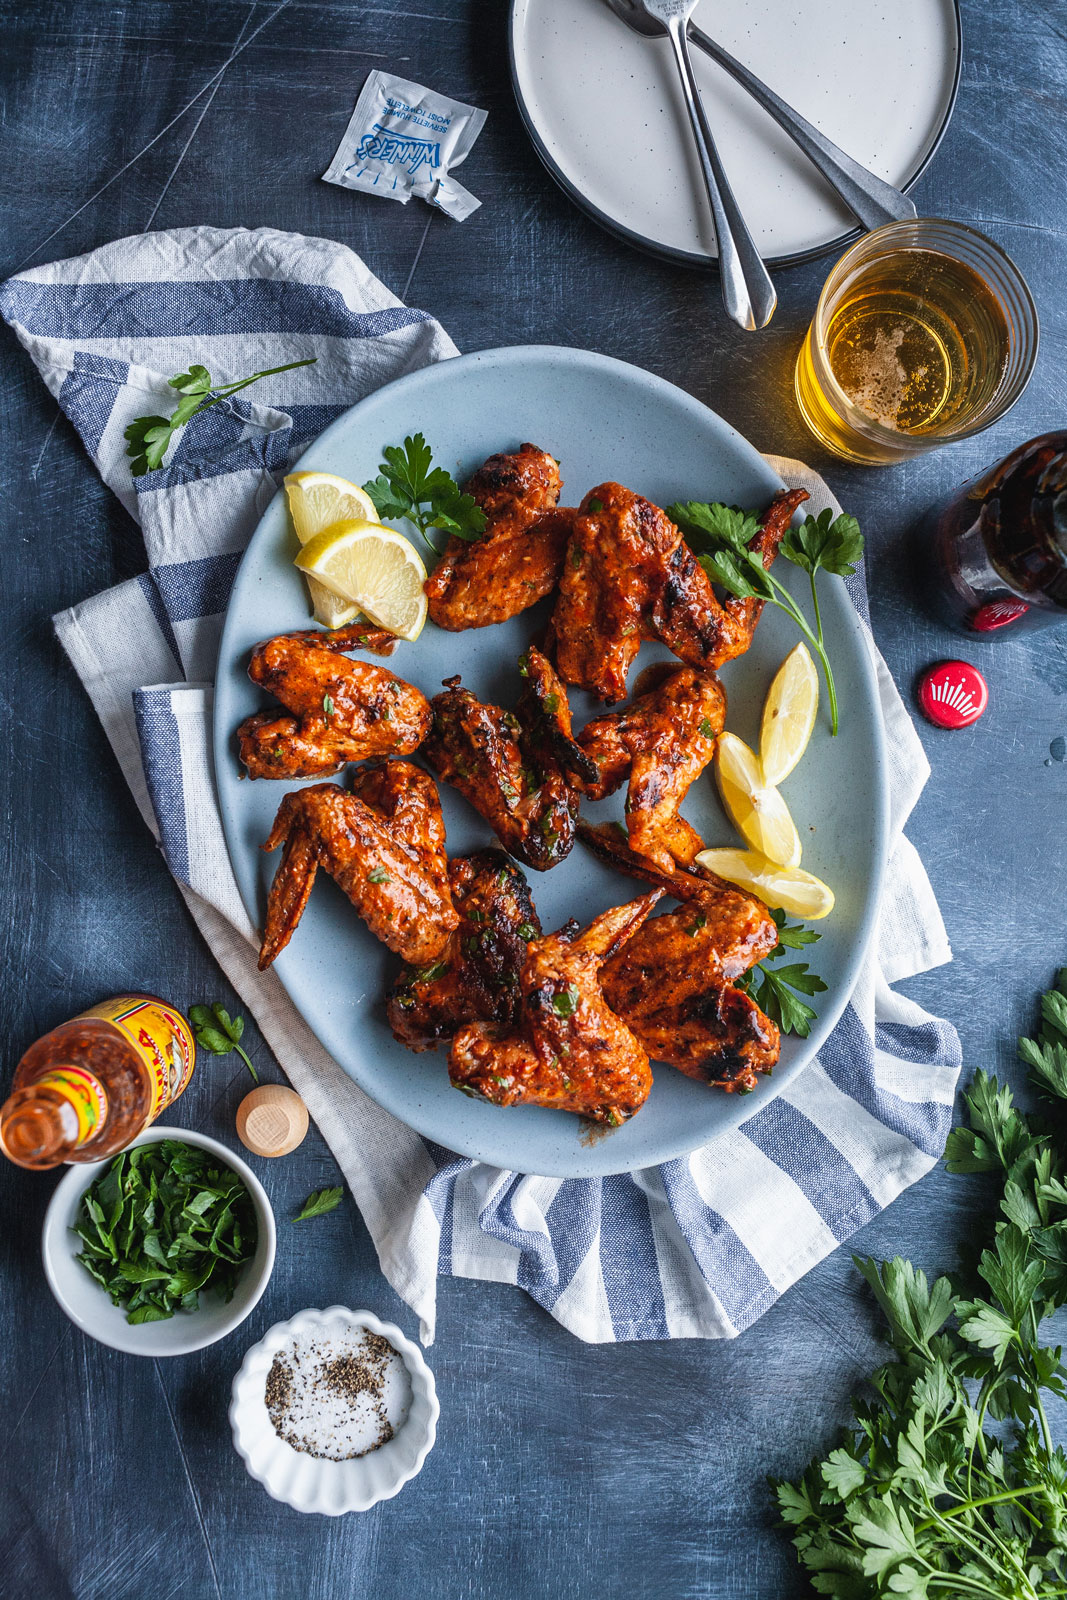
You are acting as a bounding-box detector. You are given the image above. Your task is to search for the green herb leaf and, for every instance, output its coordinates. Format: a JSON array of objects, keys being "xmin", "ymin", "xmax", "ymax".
[
  {"xmin": 775, "ymin": 966, "xmax": 1067, "ymax": 1599},
  {"xmin": 552, "ymin": 985, "xmax": 580, "ymax": 1018},
  {"xmin": 367, "ymin": 867, "xmax": 391, "ymax": 885},
  {"xmin": 322, "ymin": 693, "xmax": 334, "ymax": 723},
  {"xmin": 363, "ymin": 432, "xmax": 487, "ymax": 555},
  {"xmin": 669, "ymin": 495, "xmax": 864, "ymax": 736},
  {"xmin": 293, "ymin": 1186, "xmax": 344, "ymax": 1222},
  {"xmin": 73, "ymin": 1139, "xmax": 257, "ymax": 1323},
  {"xmin": 124, "ymin": 358, "xmax": 317, "ymax": 477},
  {"xmin": 781, "ymin": 508, "xmax": 864, "ymax": 578},
  {"xmin": 737, "ymin": 913, "xmax": 826, "ymax": 1037},
  {"xmin": 189, "ymin": 1001, "xmax": 258, "ymax": 1082}
]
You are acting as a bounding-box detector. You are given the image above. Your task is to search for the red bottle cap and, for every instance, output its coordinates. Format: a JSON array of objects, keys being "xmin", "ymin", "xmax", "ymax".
[
  {"xmin": 971, "ymin": 599, "xmax": 1030, "ymax": 632},
  {"xmin": 918, "ymin": 661, "xmax": 989, "ymax": 729}
]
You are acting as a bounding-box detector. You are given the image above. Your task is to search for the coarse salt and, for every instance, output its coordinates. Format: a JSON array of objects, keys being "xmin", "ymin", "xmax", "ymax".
[{"xmin": 264, "ymin": 1327, "xmax": 411, "ymax": 1461}]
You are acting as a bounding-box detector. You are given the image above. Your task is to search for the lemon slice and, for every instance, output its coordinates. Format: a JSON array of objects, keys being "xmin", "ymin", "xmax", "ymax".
[
  {"xmin": 284, "ymin": 471, "xmax": 382, "ymax": 629},
  {"xmin": 695, "ymin": 848, "xmax": 835, "ymax": 920},
  {"xmin": 759, "ymin": 643, "xmax": 819, "ymax": 787},
  {"xmin": 715, "ymin": 731, "xmax": 802, "ymax": 868},
  {"xmin": 296, "ymin": 519, "xmax": 428, "ymax": 642}
]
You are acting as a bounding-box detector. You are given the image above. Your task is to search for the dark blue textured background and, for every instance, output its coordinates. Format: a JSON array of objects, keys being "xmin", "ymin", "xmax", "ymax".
[{"xmin": 1, "ymin": 3, "xmax": 1065, "ymax": 1596}]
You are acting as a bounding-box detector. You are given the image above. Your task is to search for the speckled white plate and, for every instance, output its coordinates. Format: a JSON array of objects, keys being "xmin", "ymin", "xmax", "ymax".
[
  {"xmin": 214, "ymin": 346, "xmax": 887, "ymax": 1178},
  {"xmin": 509, "ymin": 0, "xmax": 961, "ymax": 267},
  {"xmin": 229, "ymin": 1306, "xmax": 438, "ymax": 1515}
]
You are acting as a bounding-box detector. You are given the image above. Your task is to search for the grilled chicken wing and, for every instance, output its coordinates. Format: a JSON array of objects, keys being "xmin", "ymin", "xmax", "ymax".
[
  {"xmin": 554, "ymin": 484, "xmax": 809, "ymax": 702},
  {"xmin": 578, "ymin": 662, "xmax": 726, "ymax": 871},
  {"xmin": 238, "ymin": 627, "xmax": 431, "ymax": 779},
  {"xmin": 449, "ymin": 892, "xmax": 663, "ymax": 1125},
  {"xmin": 387, "ymin": 851, "xmax": 540, "ymax": 1051},
  {"xmin": 423, "ymin": 647, "xmax": 592, "ymax": 871},
  {"xmin": 257, "ymin": 761, "xmax": 457, "ymax": 970},
  {"xmin": 581, "ymin": 823, "xmax": 780, "ymax": 1092},
  {"xmin": 425, "ymin": 445, "xmax": 574, "ymax": 631}
]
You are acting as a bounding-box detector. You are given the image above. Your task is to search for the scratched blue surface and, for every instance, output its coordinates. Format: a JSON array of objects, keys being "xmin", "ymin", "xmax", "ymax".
[{"xmin": 0, "ymin": 3, "xmax": 1065, "ymax": 1596}]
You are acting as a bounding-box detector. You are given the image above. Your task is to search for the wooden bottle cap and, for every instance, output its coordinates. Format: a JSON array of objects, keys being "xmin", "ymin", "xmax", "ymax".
[{"xmin": 236, "ymin": 1084, "xmax": 309, "ymax": 1157}]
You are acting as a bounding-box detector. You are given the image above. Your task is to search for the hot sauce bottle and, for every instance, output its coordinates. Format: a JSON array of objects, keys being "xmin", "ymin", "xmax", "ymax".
[
  {"xmin": 926, "ymin": 432, "xmax": 1067, "ymax": 634},
  {"xmin": 0, "ymin": 996, "xmax": 196, "ymax": 1170}
]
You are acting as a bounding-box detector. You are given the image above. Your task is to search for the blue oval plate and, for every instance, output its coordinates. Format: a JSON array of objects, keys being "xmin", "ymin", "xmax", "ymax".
[{"xmin": 214, "ymin": 346, "xmax": 887, "ymax": 1178}]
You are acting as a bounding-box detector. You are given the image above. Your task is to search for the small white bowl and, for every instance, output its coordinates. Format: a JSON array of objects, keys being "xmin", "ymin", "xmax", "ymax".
[
  {"xmin": 41, "ymin": 1124, "xmax": 276, "ymax": 1357},
  {"xmin": 229, "ymin": 1306, "xmax": 439, "ymax": 1514}
]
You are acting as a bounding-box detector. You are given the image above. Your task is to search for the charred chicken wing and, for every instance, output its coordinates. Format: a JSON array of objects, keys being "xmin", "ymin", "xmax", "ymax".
[
  {"xmin": 449, "ymin": 892, "xmax": 663, "ymax": 1125},
  {"xmin": 387, "ymin": 851, "xmax": 540, "ymax": 1051},
  {"xmin": 554, "ymin": 484, "xmax": 809, "ymax": 702},
  {"xmin": 257, "ymin": 761, "xmax": 457, "ymax": 971},
  {"xmin": 423, "ymin": 647, "xmax": 593, "ymax": 871},
  {"xmin": 578, "ymin": 662, "xmax": 727, "ymax": 871},
  {"xmin": 581, "ymin": 823, "xmax": 781, "ymax": 1092},
  {"xmin": 237, "ymin": 627, "xmax": 431, "ymax": 780},
  {"xmin": 425, "ymin": 444, "xmax": 574, "ymax": 631}
]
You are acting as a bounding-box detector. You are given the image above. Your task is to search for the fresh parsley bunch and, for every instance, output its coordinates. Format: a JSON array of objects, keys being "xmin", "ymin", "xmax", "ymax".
[
  {"xmin": 773, "ymin": 969, "xmax": 1067, "ymax": 1598},
  {"xmin": 363, "ymin": 432, "xmax": 486, "ymax": 555},
  {"xmin": 125, "ymin": 358, "xmax": 317, "ymax": 476},
  {"xmin": 738, "ymin": 909, "xmax": 827, "ymax": 1037},
  {"xmin": 73, "ymin": 1140, "xmax": 257, "ymax": 1323},
  {"xmin": 667, "ymin": 502, "xmax": 864, "ymax": 735}
]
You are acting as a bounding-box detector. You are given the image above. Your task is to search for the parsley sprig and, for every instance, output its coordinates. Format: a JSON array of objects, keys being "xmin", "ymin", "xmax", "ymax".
[
  {"xmin": 189, "ymin": 1002, "xmax": 258, "ymax": 1082},
  {"xmin": 738, "ymin": 909, "xmax": 827, "ymax": 1037},
  {"xmin": 667, "ymin": 502, "xmax": 864, "ymax": 736},
  {"xmin": 293, "ymin": 1186, "xmax": 344, "ymax": 1222},
  {"xmin": 363, "ymin": 432, "xmax": 486, "ymax": 556},
  {"xmin": 773, "ymin": 967, "xmax": 1067, "ymax": 1598},
  {"xmin": 73, "ymin": 1140, "xmax": 257, "ymax": 1323},
  {"xmin": 125, "ymin": 359, "xmax": 317, "ymax": 476}
]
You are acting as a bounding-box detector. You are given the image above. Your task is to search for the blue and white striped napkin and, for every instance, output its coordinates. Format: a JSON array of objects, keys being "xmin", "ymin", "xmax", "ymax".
[{"xmin": 1, "ymin": 226, "xmax": 960, "ymax": 1344}]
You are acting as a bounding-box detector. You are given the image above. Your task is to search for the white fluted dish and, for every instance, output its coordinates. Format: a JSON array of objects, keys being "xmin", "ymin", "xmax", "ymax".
[{"xmin": 229, "ymin": 1306, "xmax": 439, "ymax": 1514}]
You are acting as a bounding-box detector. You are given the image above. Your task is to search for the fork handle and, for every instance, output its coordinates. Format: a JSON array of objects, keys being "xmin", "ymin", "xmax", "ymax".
[
  {"xmin": 663, "ymin": 16, "xmax": 776, "ymax": 330},
  {"xmin": 687, "ymin": 21, "xmax": 917, "ymax": 230}
]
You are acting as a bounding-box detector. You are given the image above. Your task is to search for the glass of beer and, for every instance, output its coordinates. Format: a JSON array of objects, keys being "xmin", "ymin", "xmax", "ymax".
[{"xmin": 795, "ymin": 219, "xmax": 1039, "ymax": 466}]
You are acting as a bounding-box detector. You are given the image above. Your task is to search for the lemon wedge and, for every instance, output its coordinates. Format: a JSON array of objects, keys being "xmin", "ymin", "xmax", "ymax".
[
  {"xmin": 695, "ymin": 848, "xmax": 835, "ymax": 920},
  {"xmin": 759, "ymin": 642, "xmax": 819, "ymax": 787},
  {"xmin": 715, "ymin": 731, "xmax": 802, "ymax": 868},
  {"xmin": 296, "ymin": 519, "xmax": 428, "ymax": 642},
  {"xmin": 284, "ymin": 471, "xmax": 382, "ymax": 629}
]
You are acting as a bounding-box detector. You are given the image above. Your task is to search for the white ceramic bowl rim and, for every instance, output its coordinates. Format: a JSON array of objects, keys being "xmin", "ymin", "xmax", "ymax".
[
  {"xmin": 41, "ymin": 1123, "xmax": 277, "ymax": 1357},
  {"xmin": 229, "ymin": 1305, "xmax": 439, "ymax": 1515}
]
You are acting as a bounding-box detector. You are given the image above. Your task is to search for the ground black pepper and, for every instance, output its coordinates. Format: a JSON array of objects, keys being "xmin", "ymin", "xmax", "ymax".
[{"xmin": 264, "ymin": 1329, "xmax": 403, "ymax": 1460}]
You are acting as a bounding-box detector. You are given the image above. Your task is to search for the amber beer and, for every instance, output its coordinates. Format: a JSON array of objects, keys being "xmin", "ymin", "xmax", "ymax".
[
  {"xmin": 0, "ymin": 995, "xmax": 196, "ymax": 1170},
  {"xmin": 795, "ymin": 220, "xmax": 1038, "ymax": 466}
]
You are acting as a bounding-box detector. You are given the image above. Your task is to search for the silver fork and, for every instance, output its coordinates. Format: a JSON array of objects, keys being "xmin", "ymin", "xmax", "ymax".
[
  {"xmin": 629, "ymin": 0, "xmax": 776, "ymax": 330},
  {"xmin": 604, "ymin": 0, "xmax": 917, "ymax": 231}
]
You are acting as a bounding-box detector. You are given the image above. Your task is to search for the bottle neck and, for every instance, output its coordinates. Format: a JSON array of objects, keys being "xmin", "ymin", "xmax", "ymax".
[{"xmin": 0, "ymin": 1066, "xmax": 109, "ymax": 1169}]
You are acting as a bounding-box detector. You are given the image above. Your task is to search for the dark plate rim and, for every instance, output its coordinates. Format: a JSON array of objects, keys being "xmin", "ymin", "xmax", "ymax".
[{"xmin": 507, "ymin": 0, "xmax": 963, "ymax": 273}]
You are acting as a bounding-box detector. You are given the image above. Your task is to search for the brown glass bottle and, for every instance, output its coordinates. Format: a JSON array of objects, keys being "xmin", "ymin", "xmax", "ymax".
[
  {"xmin": 0, "ymin": 996, "xmax": 196, "ymax": 1170},
  {"xmin": 925, "ymin": 432, "xmax": 1067, "ymax": 634}
]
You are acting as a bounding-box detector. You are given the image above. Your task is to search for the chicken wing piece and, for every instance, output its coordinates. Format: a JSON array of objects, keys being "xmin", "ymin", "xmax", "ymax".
[
  {"xmin": 580, "ymin": 822, "xmax": 781, "ymax": 1092},
  {"xmin": 257, "ymin": 762, "xmax": 457, "ymax": 971},
  {"xmin": 425, "ymin": 444, "xmax": 574, "ymax": 631},
  {"xmin": 387, "ymin": 851, "xmax": 540, "ymax": 1051},
  {"xmin": 553, "ymin": 484, "xmax": 809, "ymax": 702},
  {"xmin": 422, "ymin": 647, "xmax": 590, "ymax": 871},
  {"xmin": 578, "ymin": 662, "xmax": 726, "ymax": 871},
  {"xmin": 449, "ymin": 891, "xmax": 663, "ymax": 1125},
  {"xmin": 238, "ymin": 630, "xmax": 431, "ymax": 779}
]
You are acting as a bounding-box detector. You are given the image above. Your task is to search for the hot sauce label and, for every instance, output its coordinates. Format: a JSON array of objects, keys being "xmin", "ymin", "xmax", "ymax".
[
  {"xmin": 77, "ymin": 996, "xmax": 196, "ymax": 1123},
  {"xmin": 36, "ymin": 1067, "xmax": 108, "ymax": 1144}
]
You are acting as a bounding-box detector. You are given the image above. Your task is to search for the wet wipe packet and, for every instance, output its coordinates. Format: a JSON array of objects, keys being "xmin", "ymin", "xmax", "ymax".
[{"xmin": 323, "ymin": 71, "xmax": 487, "ymax": 221}]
